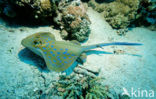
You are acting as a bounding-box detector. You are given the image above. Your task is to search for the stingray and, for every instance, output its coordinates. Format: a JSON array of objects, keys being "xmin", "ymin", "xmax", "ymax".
[{"xmin": 21, "ymin": 32, "xmax": 142, "ymax": 75}]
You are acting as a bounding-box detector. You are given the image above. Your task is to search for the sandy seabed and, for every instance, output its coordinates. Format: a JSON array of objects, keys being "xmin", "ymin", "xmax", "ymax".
[{"xmin": 0, "ymin": 8, "xmax": 156, "ymax": 98}]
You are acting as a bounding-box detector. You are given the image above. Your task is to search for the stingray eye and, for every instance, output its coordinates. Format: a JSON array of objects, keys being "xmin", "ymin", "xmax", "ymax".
[
  {"xmin": 33, "ymin": 40, "xmax": 42, "ymax": 46},
  {"xmin": 34, "ymin": 40, "xmax": 39, "ymax": 45}
]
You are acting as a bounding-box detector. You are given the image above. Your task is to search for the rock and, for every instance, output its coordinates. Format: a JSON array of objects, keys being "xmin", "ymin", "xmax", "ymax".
[
  {"xmin": 74, "ymin": 66, "xmax": 98, "ymax": 78},
  {"xmin": 116, "ymin": 28, "xmax": 128, "ymax": 36}
]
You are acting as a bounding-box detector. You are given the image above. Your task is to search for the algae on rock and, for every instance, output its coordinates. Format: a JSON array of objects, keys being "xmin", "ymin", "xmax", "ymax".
[
  {"xmin": 43, "ymin": 66, "xmax": 122, "ymax": 99},
  {"xmin": 54, "ymin": 0, "xmax": 91, "ymax": 42},
  {"xmin": 88, "ymin": 0, "xmax": 140, "ymax": 29}
]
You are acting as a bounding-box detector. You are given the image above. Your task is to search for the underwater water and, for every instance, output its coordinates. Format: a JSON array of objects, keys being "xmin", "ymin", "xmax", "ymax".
[{"xmin": 0, "ymin": 0, "xmax": 156, "ymax": 99}]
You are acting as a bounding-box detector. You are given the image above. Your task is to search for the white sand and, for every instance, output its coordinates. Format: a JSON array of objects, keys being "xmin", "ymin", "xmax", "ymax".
[
  {"xmin": 0, "ymin": 8, "xmax": 156, "ymax": 98},
  {"xmin": 85, "ymin": 8, "xmax": 156, "ymax": 97}
]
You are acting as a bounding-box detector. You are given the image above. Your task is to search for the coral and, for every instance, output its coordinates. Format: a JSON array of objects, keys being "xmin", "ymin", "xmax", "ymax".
[
  {"xmin": 88, "ymin": 0, "xmax": 140, "ymax": 29},
  {"xmin": 42, "ymin": 66, "xmax": 122, "ymax": 99},
  {"xmin": 54, "ymin": 0, "xmax": 91, "ymax": 42},
  {"xmin": 41, "ymin": 0, "xmax": 52, "ymax": 10}
]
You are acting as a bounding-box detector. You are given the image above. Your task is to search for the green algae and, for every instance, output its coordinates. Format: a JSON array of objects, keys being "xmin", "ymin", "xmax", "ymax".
[{"xmin": 51, "ymin": 73, "xmax": 117, "ymax": 99}]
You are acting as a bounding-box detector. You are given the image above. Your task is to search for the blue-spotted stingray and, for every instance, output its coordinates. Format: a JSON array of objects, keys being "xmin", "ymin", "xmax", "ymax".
[{"xmin": 21, "ymin": 32, "xmax": 142, "ymax": 75}]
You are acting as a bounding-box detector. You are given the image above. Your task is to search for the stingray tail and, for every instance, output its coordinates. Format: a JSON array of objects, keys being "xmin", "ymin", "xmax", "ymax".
[{"xmin": 82, "ymin": 42, "xmax": 142, "ymax": 51}]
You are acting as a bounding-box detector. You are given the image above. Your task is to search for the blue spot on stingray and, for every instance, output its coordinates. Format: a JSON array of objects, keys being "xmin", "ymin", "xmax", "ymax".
[
  {"xmin": 53, "ymin": 48, "xmax": 56, "ymax": 51},
  {"xmin": 43, "ymin": 47, "xmax": 46, "ymax": 50},
  {"xmin": 53, "ymin": 60, "xmax": 56, "ymax": 62},
  {"xmin": 46, "ymin": 43, "xmax": 49, "ymax": 46},
  {"xmin": 63, "ymin": 52, "xmax": 66, "ymax": 54},
  {"xmin": 57, "ymin": 52, "xmax": 60, "ymax": 54},
  {"xmin": 48, "ymin": 60, "xmax": 53, "ymax": 65},
  {"xmin": 50, "ymin": 62, "xmax": 55, "ymax": 66},
  {"xmin": 57, "ymin": 57, "xmax": 61, "ymax": 61},
  {"xmin": 65, "ymin": 48, "xmax": 68, "ymax": 51},
  {"xmin": 46, "ymin": 38, "xmax": 51, "ymax": 42},
  {"xmin": 71, "ymin": 54, "xmax": 75, "ymax": 56},
  {"xmin": 64, "ymin": 61, "xmax": 68, "ymax": 64},
  {"xmin": 52, "ymin": 42, "xmax": 55, "ymax": 44},
  {"xmin": 68, "ymin": 60, "xmax": 71, "ymax": 62},
  {"xmin": 51, "ymin": 64, "xmax": 55, "ymax": 67},
  {"xmin": 69, "ymin": 57, "xmax": 71, "ymax": 59},
  {"xmin": 52, "ymin": 54, "xmax": 55, "ymax": 56},
  {"xmin": 57, "ymin": 65, "xmax": 61, "ymax": 67},
  {"xmin": 36, "ymin": 47, "xmax": 40, "ymax": 50},
  {"xmin": 48, "ymin": 56, "xmax": 51, "ymax": 59},
  {"xmin": 66, "ymin": 53, "xmax": 70, "ymax": 55},
  {"xmin": 50, "ymin": 51, "xmax": 53, "ymax": 54},
  {"xmin": 51, "ymin": 45, "xmax": 54, "ymax": 48},
  {"xmin": 44, "ymin": 52, "xmax": 47, "ymax": 54},
  {"xmin": 63, "ymin": 57, "xmax": 66, "ymax": 59},
  {"xmin": 48, "ymin": 38, "xmax": 51, "ymax": 40}
]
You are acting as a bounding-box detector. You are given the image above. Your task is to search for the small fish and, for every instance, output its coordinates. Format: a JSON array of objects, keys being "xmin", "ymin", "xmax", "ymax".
[{"xmin": 21, "ymin": 32, "xmax": 142, "ymax": 75}]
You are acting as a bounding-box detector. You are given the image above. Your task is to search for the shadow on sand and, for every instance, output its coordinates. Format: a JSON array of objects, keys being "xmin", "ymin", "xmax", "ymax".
[{"xmin": 18, "ymin": 48, "xmax": 49, "ymax": 72}]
